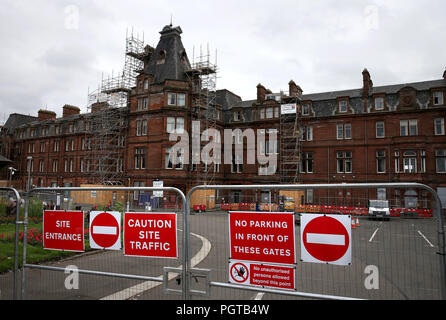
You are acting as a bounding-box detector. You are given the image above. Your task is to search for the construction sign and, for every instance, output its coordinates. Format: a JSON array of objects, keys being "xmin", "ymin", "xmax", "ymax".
[
  {"xmin": 43, "ymin": 210, "xmax": 84, "ymax": 252},
  {"xmin": 300, "ymin": 214, "xmax": 352, "ymax": 265},
  {"xmin": 229, "ymin": 260, "xmax": 296, "ymax": 290},
  {"xmin": 229, "ymin": 211, "xmax": 296, "ymax": 265},
  {"xmin": 89, "ymin": 211, "xmax": 121, "ymax": 250},
  {"xmin": 123, "ymin": 212, "xmax": 177, "ymax": 258}
]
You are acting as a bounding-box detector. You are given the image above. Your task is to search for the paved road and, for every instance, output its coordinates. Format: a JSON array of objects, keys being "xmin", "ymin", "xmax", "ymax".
[{"xmin": 0, "ymin": 212, "xmax": 443, "ymax": 300}]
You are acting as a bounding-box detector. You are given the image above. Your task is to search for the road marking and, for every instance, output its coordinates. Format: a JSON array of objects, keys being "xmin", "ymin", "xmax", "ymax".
[
  {"xmin": 417, "ymin": 230, "xmax": 434, "ymax": 247},
  {"xmin": 369, "ymin": 228, "xmax": 379, "ymax": 242},
  {"xmin": 307, "ymin": 233, "xmax": 345, "ymax": 246},
  {"xmin": 100, "ymin": 231, "xmax": 212, "ymax": 300},
  {"xmin": 253, "ymin": 292, "xmax": 265, "ymax": 300}
]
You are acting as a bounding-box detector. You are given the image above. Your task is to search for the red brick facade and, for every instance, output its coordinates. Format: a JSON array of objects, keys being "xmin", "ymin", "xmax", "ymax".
[{"xmin": 1, "ymin": 25, "xmax": 445, "ymax": 208}]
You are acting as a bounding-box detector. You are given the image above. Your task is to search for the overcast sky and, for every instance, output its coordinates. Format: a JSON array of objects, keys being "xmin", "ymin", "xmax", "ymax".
[{"xmin": 0, "ymin": 0, "xmax": 445, "ymax": 121}]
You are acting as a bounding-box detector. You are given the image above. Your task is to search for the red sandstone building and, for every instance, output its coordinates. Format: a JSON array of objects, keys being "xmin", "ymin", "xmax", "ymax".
[{"xmin": 1, "ymin": 24, "xmax": 445, "ymax": 208}]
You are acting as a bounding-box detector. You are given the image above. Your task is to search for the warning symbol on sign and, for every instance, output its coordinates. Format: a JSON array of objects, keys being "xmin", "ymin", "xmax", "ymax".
[{"xmin": 229, "ymin": 261, "xmax": 249, "ymax": 284}]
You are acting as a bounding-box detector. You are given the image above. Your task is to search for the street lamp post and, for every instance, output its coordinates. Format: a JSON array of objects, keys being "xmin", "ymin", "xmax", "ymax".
[
  {"xmin": 26, "ymin": 156, "xmax": 32, "ymax": 192},
  {"xmin": 8, "ymin": 167, "xmax": 17, "ymax": 188}
]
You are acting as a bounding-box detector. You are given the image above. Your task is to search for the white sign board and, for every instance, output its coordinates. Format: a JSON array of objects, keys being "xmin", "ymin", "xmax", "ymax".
[
  {"xmin": 89, "ymin": 211, "xmax": 121, "ymax": 250},
  {"xmin": 280, "ymin": 103, "xmax": 297, "ymax": 115},
  {"xmin": 153, "ymin": 180, "xmax": 163, "ymax": 197}
]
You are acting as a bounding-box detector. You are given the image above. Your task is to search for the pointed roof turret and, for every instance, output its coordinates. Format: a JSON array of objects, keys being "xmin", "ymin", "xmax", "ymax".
[{"xmin": 144, "ymin": 25, "xmax": 191, "ymax": 84}]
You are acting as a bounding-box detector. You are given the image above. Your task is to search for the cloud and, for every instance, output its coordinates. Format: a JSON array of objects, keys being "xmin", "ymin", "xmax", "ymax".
[{"xmin": 0, "ymin": 0, "xmax": 445, "ymax": 121}]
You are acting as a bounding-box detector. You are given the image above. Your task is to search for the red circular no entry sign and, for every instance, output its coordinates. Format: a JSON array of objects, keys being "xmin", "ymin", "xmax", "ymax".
[
  {"xmin": 90, "ymin": 212, "xmax": 120, "ymax": 248},
  {"xmin": 302, "ymin": 215, "xmax": 350, "ymax": 263}
]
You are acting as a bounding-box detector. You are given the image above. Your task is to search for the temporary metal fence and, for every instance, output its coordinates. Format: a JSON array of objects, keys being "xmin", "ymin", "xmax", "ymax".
[
  {"xmin": 15, "ymin": 186, "xmax": 188, "ymax": 300},
  {"xmin": 2, "ymin": 183, "xmax": 445, "ymax": 300},
  {"xmin": 0, "ymin": 187, "xmax": 21, "ymax": 300},
  {"xmin": 186, "ymin": 182, "xmax": 446, "ymax": 300}
]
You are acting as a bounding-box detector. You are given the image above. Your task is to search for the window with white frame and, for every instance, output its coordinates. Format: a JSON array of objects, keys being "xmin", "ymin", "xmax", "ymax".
[
  {"xmin": 177, "ymin": 93, "xmax": 186, "ymax": 106},
  {"xmin": 338, "ymin": 100, "xmax": 348, "ymax": 113},
  {"xmin": 337, "ymin": 123, "xmax": 351, "ymax": 139},
  {"xmin": 376, "ymin": 121, "xmax": 385, "ymax": 138},
  {"xmin": 137, "ymin": 97, "xmax": 148, "ymax": 110},
  {"xmin": 433, "ymin": 91, "xmax": 444, "ymax": 105},
  {"xmin": 52, "ymin": 160, "xmax": 58, "ymax": 173},
  {"xmin": 133, "ymin": 181, "xmax": 145, "ymax": 201},
  {"xmin": 394, "ymin": 150, "xmax": 400, "ymax": 173},
  {"xmin": 337, "ymin": 151, "xmax": 352, "ymax": 173},
  {"xmin": 231, "ymin": 153, "xmax": 243, "ymax": 173},
  {"xmin": 344, "ymin": 123, "xmax": 351, "ymax": 139},
  {"xmin": 400, "ymin": 119, "xmax": 418, "ymax": 136},
  {"xmin": 134, "ymin": 147, "xmax": 146, "ymax": 169},
  {"xmin": 336, "ymin": 124, "xmax": 344, "ymax": 140},
  {"xmin": 233, "ymin": 111, "xmax": 241, "ymax": 122},
  {"xmin": 376, "ymin": 150, "xmax": 386, "ymax": 173},
  {"xmin": 167, "ymin": 92, "xmax": 186, "ymax": 106},
  {"xmin": 165, "ymin": 147, "xmax": 183, "ymax": 169},
  {"xmin": 434, "ymin": 118, "xmax": 445, "ymax": 135},
  {"xmin": 420, "ymin": 150, "xmax": 426, "ymax": 173},
  {"xmin": 403, "ymin": 151, "xmax": 417, "ymax": 173},
  {"xmin": 266, "ymin": 107, "xmax": 273, "ymax": 119},
  {"xmin": 136, "ymin": 119, "xmax": 147, "ymax": 136},
  {"xmin": 302, "ymin": 103, "xmax": 310, "ymax": 115},
  {"xmin": 436, "ymin": 149, "xmax": 446, "ymax": 173},
  {"xmin": 167, "ymin": 93, "xmax": 176, "ymax": 105},
  {"xmin": 166, "ymin": 117, "xmax": 184, "ymax": 134},
  {"xmin": 375, "ymin": 97, "xmax": 384, "ymax": 110}
]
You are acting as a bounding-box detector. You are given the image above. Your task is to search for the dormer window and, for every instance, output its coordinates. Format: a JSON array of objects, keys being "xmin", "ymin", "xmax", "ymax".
[
  {"xmin": 233, "ymin": 111, "xmax": 241, "ymax": 122},
  {"xmin": 434, "ymin": 91, "xmax": 444, "ymax": 105},
  {"xmin": 157, "ymin": 50, "xmax": 166, "ymax": 65},
  {"xmin": 339, "ymin": 100, "xmax": 348, "ymax": 113},
  {"xmin": 374, "ymin": 97, "xmax": 384, "ymax": 110},
  {"xmin": 302, "ymin": 103, "xmax": 310, "ymax": 116},
  {"xmin": 180, "ymin": 50, "xmax": 187, "ymax": 64}
]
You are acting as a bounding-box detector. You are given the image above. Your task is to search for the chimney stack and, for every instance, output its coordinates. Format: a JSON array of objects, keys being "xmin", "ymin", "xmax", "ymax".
[
  {"xmin": 288, "ymin": 80, "xmax": 303, "ymax": 98},
  {"xmin": 91, "ymin": 102, "xmax": 108, "ymax": 113},
  {"xmin": 443, "ymin": 67, "xmax": 446, "ymax": 79},
  {"xmin": 362, "ymin": 68, "xmax": 373, "ymax": 97},
  {"xmin": 257, "ymin": 83, "xmax": 266, "ymax": 103},
  {"xmin": 62, "ymin": 105, "xmax": 80, "ymax": 117},
  {"xmin": 37, "ymin": 109, "xmax": 56, "ymax": 122}
]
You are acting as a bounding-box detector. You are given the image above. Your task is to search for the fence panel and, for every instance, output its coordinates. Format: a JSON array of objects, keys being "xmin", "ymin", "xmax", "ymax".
[
  {"xmin": 186, "ymin": 183, "xmax": 446, "ymax": 300},
  {"xmin": 0, "ymin": 188, "xmax": 21, "ymax": 300},
  {"xmin": 17, "ymin": 187, "xmax": 188, "ymax": 300}
]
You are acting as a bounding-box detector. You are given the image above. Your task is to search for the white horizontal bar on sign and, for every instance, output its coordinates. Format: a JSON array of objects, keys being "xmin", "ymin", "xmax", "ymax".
[
  {"xmin": 93, "ymin": 226, "xmax": 117, "ymax": 235},
  {"xmin": 306, "ymin": 233, "xmax": 345, "ymax": 246}
]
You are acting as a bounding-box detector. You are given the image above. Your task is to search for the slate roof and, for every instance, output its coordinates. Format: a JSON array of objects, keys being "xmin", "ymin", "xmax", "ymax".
[
  {"xmin": 3, "ymin": 114, "xmax": 37, "ymax": 132},
  {"xmin": 302, "ymin": 79, "xmax": 446, "ymax": 102},
  {"xmin": 144, "ymin": 25, "xmax": 192, "ymax": 84}
]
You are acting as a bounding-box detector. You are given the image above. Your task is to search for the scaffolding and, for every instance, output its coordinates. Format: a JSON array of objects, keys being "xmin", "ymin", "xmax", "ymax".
[
  {"xmin": 185, "ymin": 45, "xmax": 218, "ymax": 186},
  {"xmin": 85, "ymin": 29, "xmax": 148, "ymax": 185},
  {"xmin": 280, "ymin": 94, "xmax": 302, "ymax": 184}
]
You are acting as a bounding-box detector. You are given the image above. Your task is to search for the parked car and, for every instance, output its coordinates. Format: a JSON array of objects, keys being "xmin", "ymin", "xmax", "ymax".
[{"xmin": 368, "ymin": 200, "xmax": 390, "ymax": 220}]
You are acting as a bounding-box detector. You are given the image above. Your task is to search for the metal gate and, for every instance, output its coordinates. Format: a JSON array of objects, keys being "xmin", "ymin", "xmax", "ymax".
[
  {"xmin": 2, "ymin": 183, "xmax": 446, "ymax": 300},
  {"xmin": 10, "ymin": 186, "xmax": 190, "ymax": 300},
  {"xmin": 185, "ymin": 183, "xmax": 446, "ymax": 300}
]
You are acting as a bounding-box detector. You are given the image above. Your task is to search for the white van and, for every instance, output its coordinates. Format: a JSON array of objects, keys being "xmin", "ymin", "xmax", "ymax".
[{"xmin": 368, "ymin": 200, "xmax": 390, "ymax": 221}]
